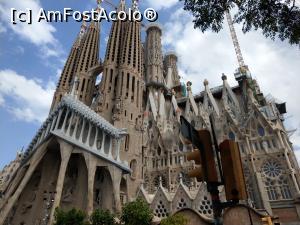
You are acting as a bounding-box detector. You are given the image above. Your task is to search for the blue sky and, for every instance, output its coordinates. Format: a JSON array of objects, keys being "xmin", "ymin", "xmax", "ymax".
[{"xmin": 0, "ymin": 0, "xmax": 300, "ymax": 169}]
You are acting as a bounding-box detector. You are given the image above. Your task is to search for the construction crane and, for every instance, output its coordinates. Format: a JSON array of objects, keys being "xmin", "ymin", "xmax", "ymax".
[
  {"xmin": 225, "ymin": 10, "xmax": 251, "ymax": 82},
  {"xmin": 225, "ymin": 11, "xmax": 245, "ymax": 68}
]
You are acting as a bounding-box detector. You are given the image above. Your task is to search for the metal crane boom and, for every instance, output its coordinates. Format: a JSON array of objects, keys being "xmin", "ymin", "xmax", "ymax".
[{"xmin": 225, "ymin": 11, "xmax": 245, "ymax": 68}]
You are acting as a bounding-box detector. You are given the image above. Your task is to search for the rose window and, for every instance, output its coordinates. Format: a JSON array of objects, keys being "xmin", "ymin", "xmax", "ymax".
[{"xmin": 262, "ymin": 161, "xmax": 282, "ymax": 178}]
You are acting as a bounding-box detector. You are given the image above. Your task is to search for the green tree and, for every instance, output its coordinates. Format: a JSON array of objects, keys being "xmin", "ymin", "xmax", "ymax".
[
  {"xmin": 121, "ymin": 198, "xmax": 153, "ymax": 225},
  {"xmin": 160, "ymin": 214, "xmax": 188, "ymax": 225},
  {"xmin": 53, "ymin": 208, "xmax": 89, "ymax": 225},
  {"xmin": 180, "ymin": 0, "xmax": 300, "ymax": 47},
  {"xmin": 90, "ymin": 209, "xmax": 115, "ymax": 225}
]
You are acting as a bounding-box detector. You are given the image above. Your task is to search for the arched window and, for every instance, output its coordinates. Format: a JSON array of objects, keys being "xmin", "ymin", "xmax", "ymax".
[
  {"xmin": 261, "ymin": 160, "xmax": 292, "ymax": 200},
  {"xmin": 265, "ymin": 178, "xmax": 278, "ymax": 200},
  {"xmin": 157, "ymin": 146, "xmax": 161, "ymax": 156},
  {"xmin": 278, "ymin": 176, "xmax": 292, "ymax": 199}
]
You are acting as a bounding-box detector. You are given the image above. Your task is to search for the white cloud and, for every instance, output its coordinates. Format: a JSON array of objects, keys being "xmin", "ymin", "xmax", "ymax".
[
  {"xmin": 162, "ymin": 8, "xmax": 237, "ymax": 90},
  {"xmin": 0, "ymin": 69, "xmax": 55, "ymax": 123},
  {"xmin": 0, "ymin": 0, "xmax": 61, "ymax": 58},
  {"xmin": 0, "ymin": 95, "xmax": 5, "ymax": 106},
  {"xmin": 294, "ymin": 150, "xmax": 300, "ymax": 165},
  {"xmin": 0, "ymin": 22, "xmax": 7, "ymax": 33},
  {"xmin": 144, "ymin": 0, "xmax": 178, "ymax": 10},
  {"xmin": 161, "ymin": 8, "xmax": 300, "ymax": 156}
]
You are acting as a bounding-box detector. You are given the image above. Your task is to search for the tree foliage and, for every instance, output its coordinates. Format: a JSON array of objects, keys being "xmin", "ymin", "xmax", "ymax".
[
  {"xmin": 160, "ymin": 214, "xmax": 189, "ymax": 225},
  {"xmin": 90, "ymin": 209, "xmax": 116, "ymax": 225},
  {"xmin": 120, "ymin": 198, "xmax": 153, "ymax": 225},
  {"xmin": 181, "ymin": 0, "xmax": 300, "ymax": 46},
  {"xmin": 53, "ymin": 199, "xmax": 153, "ymax": 225},
  {"xmin": 53, "ymin": 208, "xmax": 89, "ymax": 225}
]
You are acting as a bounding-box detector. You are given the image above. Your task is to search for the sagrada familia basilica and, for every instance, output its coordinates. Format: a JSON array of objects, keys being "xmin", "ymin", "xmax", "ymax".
[{"xmin": 1, "ymin": 1, "xmax": 300, "ymax": 224}]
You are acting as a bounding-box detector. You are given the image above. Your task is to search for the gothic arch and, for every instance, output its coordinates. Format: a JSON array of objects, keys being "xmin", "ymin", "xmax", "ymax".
[
  {"xmin": 60, "ymin": 153, "xmax": 88, "ymax": 211},
  {"xmin": 260, "ymin": 159, "xmax": 293, "ymax": 200},
  {"xmin": 120, "ymin": 177, "xmax": 128, "ymax": 206},
  {"xmin": 6, "ymin": 140, "xmax": 61, "ymax": 225},
  {"xmin": 130, "ymin": 159, "xmax": 138, "ymax": 179},
  {"xmin": 172, "ymin": 183, "xmax": 192, "ymax": 211},
  {"xmin": 93, "ymin": 167, "xmax": 113, "ymax": 211}
]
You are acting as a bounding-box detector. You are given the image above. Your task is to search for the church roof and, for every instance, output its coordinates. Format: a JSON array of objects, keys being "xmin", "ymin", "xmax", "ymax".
[
  {"xmin": 59, "ymin": 95, "xmax": 126, "ymax": 138},
  {"xmin": 23, "ymin": 94, "xmax": 127, "ymax": 163}
]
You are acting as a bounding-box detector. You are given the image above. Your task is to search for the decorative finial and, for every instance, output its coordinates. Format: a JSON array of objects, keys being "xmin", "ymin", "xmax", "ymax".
[
  {"xmin": 79, "ymin": 18, "xmax": 87, "ymax": 38},
  {"xmin": 159, "ymin": 176, "xmax": 163, "ymax": 187},
  {"xmin": 179, "ymin": 173, "xmax": 183, "ymax": 184},
  {"xmin": 222, "ymin": 73, "xmax": 227, "ymax": 81},
  {"xmin": 96, "ymin": 0, "xmax": 103, "ymax": 13},
  {"xmin": 133, "ymin": 0, "xmax": 139, "ymax": 10},
  {"xmin": 203, "ymin": 79, "xmax": 209, "ymax": 86}
]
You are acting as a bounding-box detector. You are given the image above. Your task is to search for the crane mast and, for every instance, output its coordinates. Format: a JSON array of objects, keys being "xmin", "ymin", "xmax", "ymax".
[{"xmin": 225, "ymin": 11, "xmax": 245, "ymax": 68}]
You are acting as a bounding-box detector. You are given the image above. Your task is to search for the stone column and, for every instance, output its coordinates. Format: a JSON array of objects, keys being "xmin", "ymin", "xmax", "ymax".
[
  {"xmin": 108, "ymin": 138, "xmax": 113, "ymax": 159},
  {"xmin": 55, "ymin": 109, "xmax": 63, "ymax": 130},
  {"xmin": 79, "ymin": 119, "xmax": 87, "ymax": 141},
  {"xmin": 93, "ymin": 128, "xmax": 99, "ymax": 150},
  {"xmin": 66, "ymin": 112, "xmax": 75, "ymax": 135},
  {"xmin": 48, "ymin": 140, "xmax": 72, "ymax": 225},
  {"xmin": 61, "ymin": 109, "xmax": 70, "ymax": 131},
  {"xmin": 84, "ymin": 154, "xmax": 97, "ymax": 215},
  {"xmin": 101, "ymin": 133, "xmax": 106, "ymax": 154},
  {"xmin": 72, "ymin": 115, "xmax": 80, "ymax": 138},
  {"xmin": 50, "ymin": 114, "xmax": 58, "ymax": 131},
  {"xmin": 277, "ymin": 131, "xmax": 300, "ymax": 194},
  {"xmin": 108, "ymin": 166, "xmax": 122, "ymax": 213},
  {"xmin": 115, "ymin": 138, "xmax": 121, "ymax": 162},
  {"xmin": 255, "ymin": 172, "xmax": 272, "ymax": 214}
]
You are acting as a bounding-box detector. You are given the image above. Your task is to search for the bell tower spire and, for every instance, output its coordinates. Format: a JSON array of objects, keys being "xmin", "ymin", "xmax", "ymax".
[
  {"xmin": 71, "ymin": 0, "xmax": 102, "ymax": 106},
  {"xmin": 95, "ymin": 0, "xmax": 128, "ymax": 120},
  {"xmin": 50, "ymin": 20, "xmax": 87, "ymax": 112}
]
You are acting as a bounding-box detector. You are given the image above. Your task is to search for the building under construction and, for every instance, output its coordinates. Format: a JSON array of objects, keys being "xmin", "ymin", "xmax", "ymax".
[{"xmin": 0, "ymin": 1, "xmax": 300, "ymax": 224}]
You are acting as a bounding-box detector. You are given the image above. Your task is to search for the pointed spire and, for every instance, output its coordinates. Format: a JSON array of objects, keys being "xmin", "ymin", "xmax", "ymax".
[
  {"xmin": 159, "ymin": 176, "xmax": 163, "ymax": 188},
  {"xmin": 221, "ymin": 73, "xmax": 240, "ymax": 109},
  {"xmin": 76, "ymin": 7, "xmax": 100, "ymax": 74},
  {"xmin": 49, "ymin": 23, "xmax": 85, "ymax": 112},
  {"xmin": 186, "ymin": 81, "xmax": 198, "ymax": 116},
  {"xmin": 90, "ymin": 0, "xmax": 102, "ymax": 29},
  {"xmin": 118, "ymin": 0, "xmax": 126, "ymax": 11},
  {"xmin": 203, "ymin": 79, "xmax": 220, "ymax": 117},
  {"xmin": 79, "ymin": 18, "xmax": 87, "ymax": 39},
  {"xmin": 179, "ymin": 173, "xmax": 183, "ymax": 185},
  {"xmin": 132, "ymin": 0, "xmax": 139, "ymax": 11}
]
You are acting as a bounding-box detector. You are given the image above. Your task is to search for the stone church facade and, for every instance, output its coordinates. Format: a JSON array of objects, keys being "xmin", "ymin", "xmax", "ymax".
[{"xmin": 1, "ymin": 1, "xmax": 300, "ymax": 224}]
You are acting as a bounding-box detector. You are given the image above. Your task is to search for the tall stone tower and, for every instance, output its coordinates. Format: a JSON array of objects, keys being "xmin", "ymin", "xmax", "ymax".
[
  {"xmin": 95, "ymin": 0, "xmax": 144, "ymax": 200},
  {"xmin": 0, "ymin": 2, "xmax": 131, "ymax": 225},
  {"xmin": 50, "ymin": 21, "xmax": 87, "ymax": 111},
  {"xmin": 74, "ymin": 19, "xmax": 101, "ymax": 106},
  {"xmin": 50, "ymin": 15, "xmax": 101, "ymax": 111},
  {"xmin": 1, "ymin": 0, "xmax": 300, "ymax": 224}
]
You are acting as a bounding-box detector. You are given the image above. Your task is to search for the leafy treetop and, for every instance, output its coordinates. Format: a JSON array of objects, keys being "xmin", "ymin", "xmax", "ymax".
[{"xmin": 180, "ymin": 0, "xmax": 300, "ymax": 47}]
